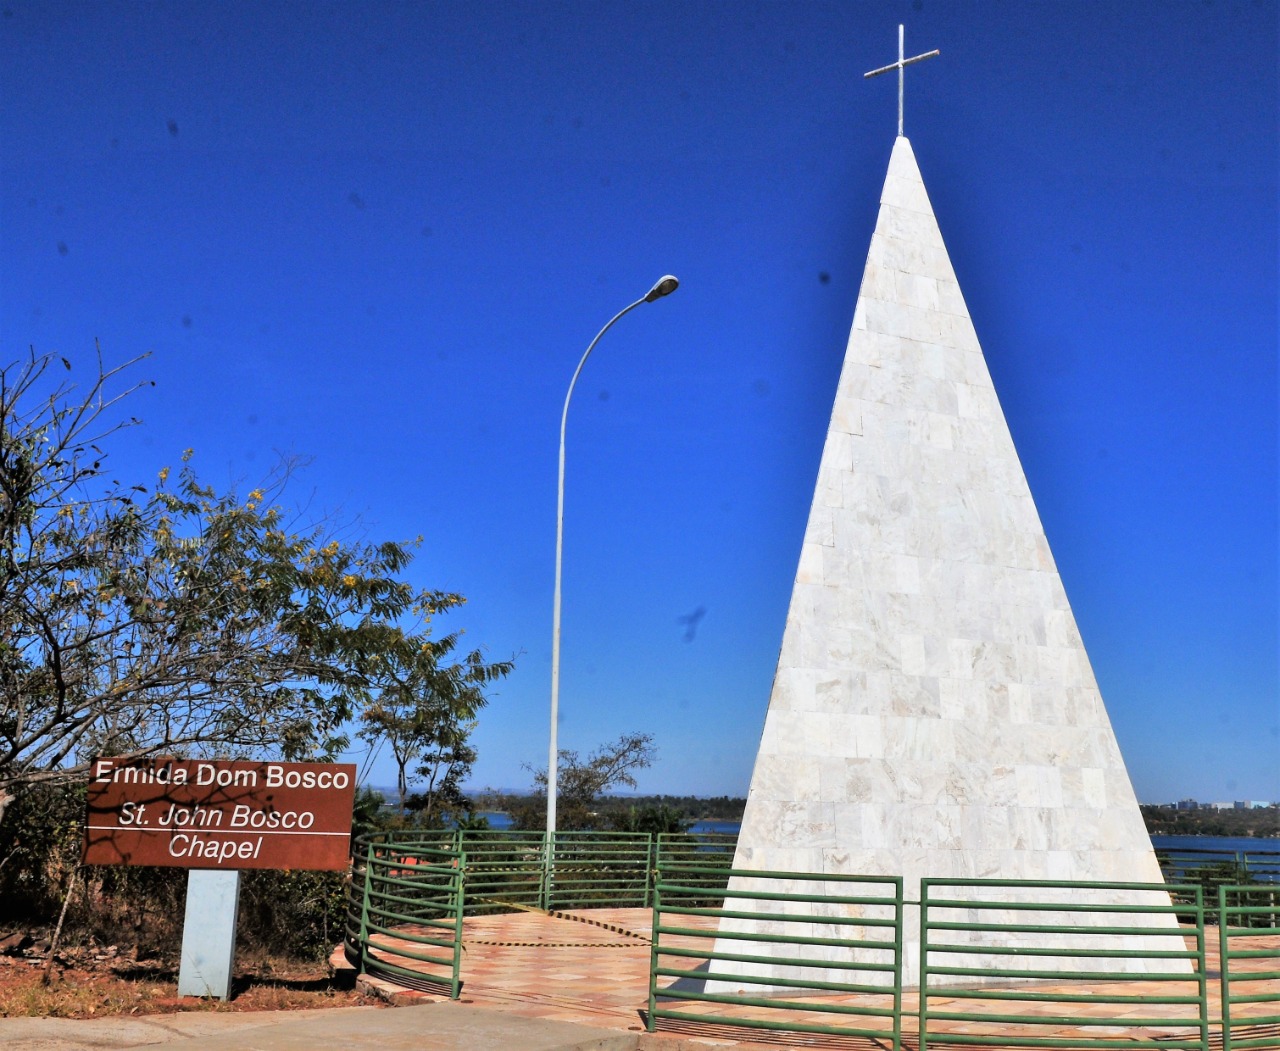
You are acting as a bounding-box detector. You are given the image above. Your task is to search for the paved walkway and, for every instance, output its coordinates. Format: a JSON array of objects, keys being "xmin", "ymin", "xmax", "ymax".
[
  {"xmin": 356, "ymin": 907, "xmax": 1280, "ymax": 1050},
  {"xmin": 0, "ymin": 1003, "xmax": 651, "ymax": 1050},
  {"xmin": 3, "ymin": 910, "xmax": 1277, "ymax": 1050}
]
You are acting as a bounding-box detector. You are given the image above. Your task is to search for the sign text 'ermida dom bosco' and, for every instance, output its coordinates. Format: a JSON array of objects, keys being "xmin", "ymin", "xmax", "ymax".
[{"xmin": 82, "ymin": 758, "xmax": 357, "ymax": 871}]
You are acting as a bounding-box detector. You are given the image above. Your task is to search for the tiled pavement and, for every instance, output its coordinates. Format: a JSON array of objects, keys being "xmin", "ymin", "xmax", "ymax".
[{"xmin": 350, "ymin": 907, "xmax": 1280, "ymax": 1050}]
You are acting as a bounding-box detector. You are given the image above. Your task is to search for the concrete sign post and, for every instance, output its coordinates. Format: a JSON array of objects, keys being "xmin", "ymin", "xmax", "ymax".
[
  {"xmin": 177, "ymin": 869, "xmax": 241, "ymax": 999},
  {"xmin": 82, "ymin": 757, "xmax": 357, "ymax": 1000}
]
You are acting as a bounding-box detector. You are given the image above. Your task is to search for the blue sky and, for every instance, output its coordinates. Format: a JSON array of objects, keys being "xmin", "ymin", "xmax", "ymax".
[{"xmin": 2, "ymin": 1, "xmax": 1275, "ymax": 804}]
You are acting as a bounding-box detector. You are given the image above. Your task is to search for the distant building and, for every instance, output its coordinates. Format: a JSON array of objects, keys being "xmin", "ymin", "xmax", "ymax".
[
  {"xmin": 1234, "ymin": 800, "xmax": 1269, "ymax": 809},
  {"xmin": 1176, "ymin": 799, "xmax": 1199, "ymax": 811}
]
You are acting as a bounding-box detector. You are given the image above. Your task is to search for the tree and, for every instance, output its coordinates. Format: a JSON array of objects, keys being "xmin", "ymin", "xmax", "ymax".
[
  {"xmin": 404, "ymin": 731, "xmax": 478, "ymax": 827},
  {"xmin": 0, "ymin": 349, "xmax": 510, "ymax": 824},
  {"xmin": 358, "ymin": 639, "xmax": 512, "ymax": 820},
  {"xmin": 511, "ymin": 732, "xmax": 656, "ymax": 831}
]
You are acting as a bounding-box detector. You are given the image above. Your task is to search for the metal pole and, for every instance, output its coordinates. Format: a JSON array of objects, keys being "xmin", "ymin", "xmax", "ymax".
[{"xmin": 547, "ymin": 276, "xmax": 679, "ymax": 884}]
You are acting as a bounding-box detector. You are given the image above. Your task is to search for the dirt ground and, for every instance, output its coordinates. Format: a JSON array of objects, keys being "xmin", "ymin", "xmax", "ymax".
[{"xmin": 0, "ymin": 934, "xmax": 383, "ymax": 1019}]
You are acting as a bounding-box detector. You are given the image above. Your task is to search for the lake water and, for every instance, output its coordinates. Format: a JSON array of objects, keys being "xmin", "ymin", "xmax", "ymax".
[
  {"xmin": 688, "ymin": 819, "xmax": 741, "ymax": 836},
  {"xmin": 1150, "ymin": 834, "xmax": 1279, "ymax": 856},
  {"xmin": 481, "ymin": 813, "xmax": 1277, "ymax": 856},
  {"xmin": 475, "ymin": 813, "xmax": 740, "ymax": 835}
]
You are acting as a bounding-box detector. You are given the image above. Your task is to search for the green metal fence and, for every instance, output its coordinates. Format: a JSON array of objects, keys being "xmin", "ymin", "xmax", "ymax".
[
  {"xmin": 453, "ymin": 829, "xmax": 656, "ymax": 911},
  {"xmin": 542, "ymin": 830, "xmax": 653, "ymax": 910},
  {"xmin": 1219, "ymin": 884, "xmax": 1280, "ymax": 1051},
  {"xmin": 1242, "ymin": 851, "xmax": 1280, "ymax": 885},
  {"xmin": 1153, "ymin": 848, "xmax": 1280, "ymax": 885},
  {"xmin": 338, "ymin": 830, "xmax": 1279, "ymax": 1045},
  {"xmin": 919, "ymin": 878, "xmax": 1208, "ymax": 1051},
  {"xmin": 344, "ymin": 835, "xmax": 464, "ymax": 997},
  {"xmin": 654, "ymin": 831, "xmax": 736, "ymax": 906},
  {"xmin": 453, "ymin": 829, "xmax": 546, "ymax": 913},
  {"xmin": 647, "ymin": 861, "xmax": 904, "ymax": 1049},
  {"xmin": 1156, "ymin": 849, "xmax": 1280, "ymax": 924},
  {"xmin": 655, "ymin": 830, "xmax": 738, "ymax": 866}
]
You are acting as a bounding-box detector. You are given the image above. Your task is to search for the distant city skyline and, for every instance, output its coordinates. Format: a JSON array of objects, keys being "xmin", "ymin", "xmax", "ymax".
[{"xmin": 2, "ymin": 3, "xmax": 1275, "ymax": 803}]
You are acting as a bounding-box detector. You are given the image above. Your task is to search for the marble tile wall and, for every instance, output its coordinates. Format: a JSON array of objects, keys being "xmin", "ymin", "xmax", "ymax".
[{"xmin": 710, "ymin": 137, "xmax": 1186, "ymax": 993}]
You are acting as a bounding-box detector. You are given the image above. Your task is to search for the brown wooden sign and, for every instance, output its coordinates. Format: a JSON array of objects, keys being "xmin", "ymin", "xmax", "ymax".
[{"xmin": 82, "ymin": 758, "xmax": 357, "ymax": 871}]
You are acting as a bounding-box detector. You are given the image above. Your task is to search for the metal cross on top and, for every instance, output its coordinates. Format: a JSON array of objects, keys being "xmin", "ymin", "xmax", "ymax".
[{"xmin": 864, "ymin": 24, "xmax": 939, "ymax": 137}]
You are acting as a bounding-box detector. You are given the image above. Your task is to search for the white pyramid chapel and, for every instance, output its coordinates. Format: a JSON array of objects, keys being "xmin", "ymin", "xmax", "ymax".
[{"xmin": 714, "ymin": 136, "xmax": 1185, "ymax": 988}]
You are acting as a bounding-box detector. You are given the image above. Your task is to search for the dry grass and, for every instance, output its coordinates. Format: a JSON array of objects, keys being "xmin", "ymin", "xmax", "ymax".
[
  {"xmin": 0, "ymin": 953, "xmax": 382, "ymax": 1019},
  {"xmin": 0, "ymin": 965, "xmax": 177, "ymax": 1018}
]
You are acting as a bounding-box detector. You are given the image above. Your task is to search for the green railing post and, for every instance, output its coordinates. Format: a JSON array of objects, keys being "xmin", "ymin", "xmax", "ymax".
[
  {"xmin": 647, "ymin": 860, "xmax": 662, "ymax": 1032},
  {"xmin": 919, "ymin": 882, "xmax": 931, "ymax": 1051},
  {"xmin": 1193, "ymin": 886, "xmax": 1210, "ymax": 1051},
  {"xmin": 891, "ymin": 883, "xmax": 904, "ymax": 1051},
  {"xmin": 645, "ymin": 834, "xmax": 656, "ymax": 909},
  {"xmin": 449, "ymin": 848, "xmax": 466, "ymax": 999},
  {"xmin": 1219, "ymin": 885, "xmax": 1233, "ymax": 1051},
  {"xmin": 356, "ymin": 840, "xmax": 375, "ymax": 975}
]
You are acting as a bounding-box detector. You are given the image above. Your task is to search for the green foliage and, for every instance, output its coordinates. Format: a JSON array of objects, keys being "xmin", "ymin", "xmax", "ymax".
[
  {"xmin": 0, "ymin": 348, "xmax": 515, "ymax": 964},
  {"xmin": 349, "ymin": 785, "xmax": 391, "ymax": 841},
  {"xmin": 238, "ymin": 868, "xmax": 347, "ymax": 961},
  {"xmin": 0, "ymin": 349, "xmax": 512, "ymax": 822},
  {"xmin": 608, "ymin": 803, "xmax": 691, "ymax": 835},
  {"xmin": 509, "ymin": 732, "xmax": 656, "ymax": 831},
  {"xmin": 452, "ymin": 811, "xmax": 491, "ymax": 832},
  {"xmin": 0, "ymin": 780, "xmax": 187, "ymax": 956},
  {"xmin": 0, "ymin": 781, "xmax": 85, "ymax": 920},
  {"xmin": 358, "ymin": 637, "xmax": 511, "ymax": 820},
  {"xmin": 403, "ymin": 733, "xmax": 478, "ymax": 827},
  {"xmin": 0, "ymin": 780, "xmax": 347, "ymax": 962},
  {"xmin": 477, "ymin": 791, "xmax": 746, "ymax": 831},
  {"xmin": 1141, "ymin": 804, "xmax": 1280, "ymax": 840}
]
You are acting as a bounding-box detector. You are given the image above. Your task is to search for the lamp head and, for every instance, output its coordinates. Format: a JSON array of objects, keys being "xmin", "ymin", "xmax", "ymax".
[{"xmin": 644, "ymin": 275, "xmax": 680, "ymax": 302}]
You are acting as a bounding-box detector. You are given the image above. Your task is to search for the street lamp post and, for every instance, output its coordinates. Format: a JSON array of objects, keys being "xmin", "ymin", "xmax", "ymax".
[{"xmin": 546, "ymin": 275, "xmax": 679, "ymax": 885}]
